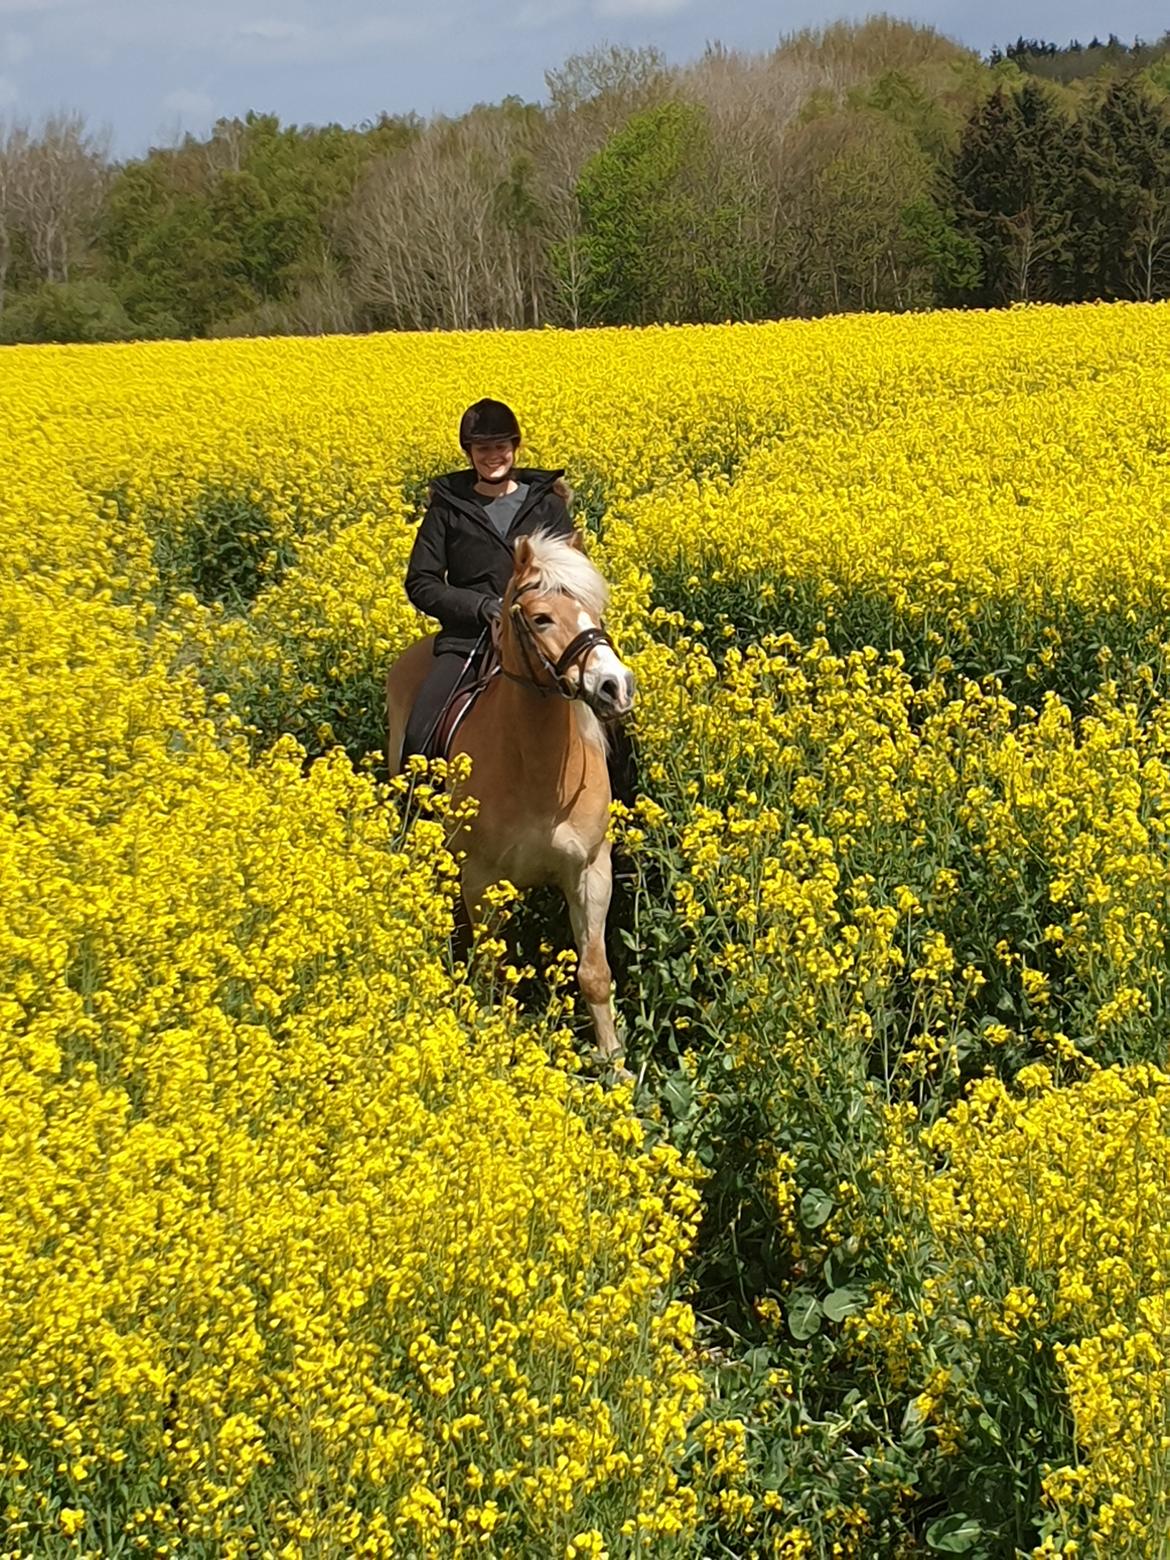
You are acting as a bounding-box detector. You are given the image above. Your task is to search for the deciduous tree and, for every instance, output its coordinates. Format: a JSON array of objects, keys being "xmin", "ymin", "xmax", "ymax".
[
  {"xmin": 576, "ymin": 101, "xmax": 765, "ymax": 325},
  {"xmin": 10, "ymin": 114, "xmax": 108, "ymax": 287}
]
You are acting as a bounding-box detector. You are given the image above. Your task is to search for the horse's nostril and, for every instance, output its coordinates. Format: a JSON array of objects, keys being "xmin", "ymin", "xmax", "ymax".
[{"xmin": 600, "ymin": 677, "xmax": 619, "ymax": 702}]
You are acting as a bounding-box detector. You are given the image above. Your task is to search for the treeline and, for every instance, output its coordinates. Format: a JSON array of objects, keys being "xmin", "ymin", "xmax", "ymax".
[{"xmin": 2, "ymin": 18, "xmax": 1170, "ymax": 343}]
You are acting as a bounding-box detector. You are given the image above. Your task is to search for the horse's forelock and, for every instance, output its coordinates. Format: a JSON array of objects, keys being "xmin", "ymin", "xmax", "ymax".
[{"xmin": 518, "ymin": 529, "xmax": 609, "ymax": 621}]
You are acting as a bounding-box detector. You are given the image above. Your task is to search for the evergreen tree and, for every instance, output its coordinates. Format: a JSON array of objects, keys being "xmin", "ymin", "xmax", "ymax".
[
  {"xmin": 950, "ymin": 82, "xmax": 1078, "ymax": 305},
  {"xmin": 1015, "ymin": 79, "xmax": 1080, "ymax": 298},
  {"xmin": 1078, "ymin": 77, "xmax": 1170, "ymax": 300}
]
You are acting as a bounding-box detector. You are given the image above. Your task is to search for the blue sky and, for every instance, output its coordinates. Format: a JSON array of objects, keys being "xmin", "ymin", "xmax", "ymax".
[{"xmin": 2, "ymin": 0, "xmax": 1168, "ymax": 155}]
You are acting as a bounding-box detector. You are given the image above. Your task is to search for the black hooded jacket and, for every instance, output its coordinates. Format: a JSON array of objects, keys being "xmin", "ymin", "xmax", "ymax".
[{"xmin": 405, "ymin": 466, "xmax": 576, "ymax": 654}]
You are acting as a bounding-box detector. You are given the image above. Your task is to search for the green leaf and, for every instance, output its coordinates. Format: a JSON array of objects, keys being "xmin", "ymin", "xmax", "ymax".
[
  {"xmin": 662, "ymin": 1073, "xmax": 694, "ymax": 1119},
  {"xmin": 761, "ymin": 1439, "xmax": 787, "ymax": 1491},
  {"xmin": 831, "ymin": 1232, "xmax": 861, "ymax": 1269},
  {"xmin": 977, "ymin": 1411, "xmax": 1002, "ymax": 1444},
  {"xmin": 743, "ymin": 1346, "xmax": 773, "ymax": 1378},
  {"xmin": 799, "ymin": 1188, "xmax": 834, "ymax": 1229},
  {"xmin": 787, "ymin": 1290, "xmax": 822, "ymax": 1341},
  {"xmin": 823, "ymin": 1286, "xmax": 867, "ymax": 1323},
  {"xmin": 926, "ymin": 1513, "xmax": 984, "ymax": 1552}
]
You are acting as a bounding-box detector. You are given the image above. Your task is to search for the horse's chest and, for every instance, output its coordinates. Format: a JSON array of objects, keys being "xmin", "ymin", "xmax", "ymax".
[{"xmin": 488, "ymin": 818, "xmax": 594, "ymax": 888}]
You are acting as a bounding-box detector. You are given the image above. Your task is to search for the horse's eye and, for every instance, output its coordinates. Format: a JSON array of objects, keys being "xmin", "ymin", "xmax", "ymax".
[{"xmin": 533, "ymin": 613, "xmax": 554, "ymax": 628}]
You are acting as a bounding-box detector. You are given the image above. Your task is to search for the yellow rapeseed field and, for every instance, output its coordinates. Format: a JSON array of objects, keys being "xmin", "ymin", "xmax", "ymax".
[{"xmin": 3, "ymin": 301, "xmax": 1170, "ymax": 1556}]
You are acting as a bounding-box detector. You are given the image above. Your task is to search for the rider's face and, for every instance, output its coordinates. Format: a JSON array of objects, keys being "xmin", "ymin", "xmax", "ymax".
[{"xmin": 469, "ymin": 438, "xmax": 517, "ymax": 484}]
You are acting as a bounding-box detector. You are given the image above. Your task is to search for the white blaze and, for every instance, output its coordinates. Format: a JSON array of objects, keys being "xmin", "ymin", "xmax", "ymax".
[{"xmin": 575, "ymin": 607, "xmax": 636, "ymax": 715}]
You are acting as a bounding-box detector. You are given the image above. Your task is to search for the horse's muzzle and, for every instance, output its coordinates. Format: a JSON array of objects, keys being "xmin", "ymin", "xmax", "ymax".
[{"xmin": 591, "ymin": 668, "xmax": 636, "ymax": 721}]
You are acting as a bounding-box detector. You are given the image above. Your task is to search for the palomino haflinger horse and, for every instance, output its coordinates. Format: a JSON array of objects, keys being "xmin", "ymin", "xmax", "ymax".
[{"xmin": 385, "ymin": 529, "xmax": 637, "ymax": 1073}]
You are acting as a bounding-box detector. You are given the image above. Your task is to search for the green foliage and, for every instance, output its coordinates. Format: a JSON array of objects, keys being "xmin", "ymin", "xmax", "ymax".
[
  {"xmin": 949, "ymin": 82, "xmax": 1079, "ymax": 304},
  {"xmin": 902, "ymin": 196, "xmax": 982, "ymax": 296},
  {"xmin": 649, "ymin": 554, "xmax": 1166, "ymax": 724},
  {"xmin": 851, "ymin": 68, "xmax": 958, "ymax": 158},
  {"xmin": 103, "ymin": 164, "xmax": 259, "ymax": 337},
  {"xmin": 1142, "ymin": 54, "xmax": 1170, "ymax": 97},
  {"xmin": 1077, "ymin": 77, "xmax": 1170, "ymax": 300},
  {"xmin": 102, "ymin": 112, "xmax": 417, "ymax": 337},
  {"xmin": 576, "ymin": 101, "xmax": 765, "ymax": 326},
  {"xmin": 991, "ymin": 30, "xmax": 1170, "ymax": 86},
  {"xmin": 608, "ymin": 589, "xmax": 1143, "ymax": 1550},
  {"xmin": 618, "ymin": 668, "xmax": 1081, "ymax": 1551},
  {"xmin": 784, "ymin": 110, "xmax": 939, "ymax": 314},
  {"xmin": 149, "ymin": 487, "xmax": 294, "ymax": 613},
  {"xmin": 0, "ymin": 281, "xmax": 137, "ymax": 344},
  {"xmin": 10, "ymin": 21, "xmax": 1170, "ymax": 342}
]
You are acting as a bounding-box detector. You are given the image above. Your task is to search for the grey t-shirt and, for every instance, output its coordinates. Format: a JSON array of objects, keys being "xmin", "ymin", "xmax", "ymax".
[{"xmin": 482, "ymin": 482, "xmax": 529, "ymax": 538}]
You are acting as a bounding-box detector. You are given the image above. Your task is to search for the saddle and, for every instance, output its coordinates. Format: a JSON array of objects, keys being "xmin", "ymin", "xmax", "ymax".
[{"xmin": 422, "ymin": 643, "xmax": 501, "ymax": 765}]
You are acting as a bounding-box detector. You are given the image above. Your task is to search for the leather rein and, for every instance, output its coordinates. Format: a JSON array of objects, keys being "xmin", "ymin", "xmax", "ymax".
[{"xmin": 503, "ymin": 580, "xmax": 615, "ymax": 702}]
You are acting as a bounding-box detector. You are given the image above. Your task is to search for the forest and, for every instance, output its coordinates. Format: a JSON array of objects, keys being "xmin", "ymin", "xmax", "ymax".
[{"xmin": 1, "ymin": 18, "xmax": 1170, "ymax": 343}]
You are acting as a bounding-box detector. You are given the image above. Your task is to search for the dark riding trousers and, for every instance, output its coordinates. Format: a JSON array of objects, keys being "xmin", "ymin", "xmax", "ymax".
[{"xmin": 402, "ymin": 642, "xmax": 481, "ymax": 761}]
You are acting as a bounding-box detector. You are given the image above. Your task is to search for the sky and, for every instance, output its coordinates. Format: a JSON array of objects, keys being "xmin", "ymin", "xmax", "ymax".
[{"xmin": 1, "ymin": 0, "xmax": 1168, "ymax": 156}]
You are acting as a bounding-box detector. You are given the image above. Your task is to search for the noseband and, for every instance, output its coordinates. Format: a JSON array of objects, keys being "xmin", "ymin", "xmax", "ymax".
[{"xmin": 506, "ymin": 581, "xmax": 616, "ymax": 701}]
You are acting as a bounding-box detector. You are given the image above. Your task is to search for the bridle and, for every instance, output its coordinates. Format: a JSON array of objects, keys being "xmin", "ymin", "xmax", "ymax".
[{"xmin": 504, "ymin": 579, "xmax": 616, "ymax": 702}]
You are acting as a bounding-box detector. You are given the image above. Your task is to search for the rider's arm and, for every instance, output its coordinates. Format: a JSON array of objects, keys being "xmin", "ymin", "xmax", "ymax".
[{"xmin": 405, "ymin": 500, "xmax": 495, "ymax": 637}]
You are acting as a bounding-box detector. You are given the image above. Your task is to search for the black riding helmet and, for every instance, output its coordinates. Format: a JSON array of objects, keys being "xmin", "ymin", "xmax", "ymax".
[{"xmin": 459, "ymin": 398, "xmax": 521, "ymax": 452}]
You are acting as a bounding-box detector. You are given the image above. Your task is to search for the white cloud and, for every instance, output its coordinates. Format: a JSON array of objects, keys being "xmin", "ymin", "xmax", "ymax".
[{"xmin": 226, "ymin": 10, "xmax": 427, "ymax": 64}]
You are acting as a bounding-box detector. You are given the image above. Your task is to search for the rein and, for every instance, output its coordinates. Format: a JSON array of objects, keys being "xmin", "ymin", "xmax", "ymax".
[{"xmin": 505, "ymin": 581, "xmax": 615, "ymax": 702}]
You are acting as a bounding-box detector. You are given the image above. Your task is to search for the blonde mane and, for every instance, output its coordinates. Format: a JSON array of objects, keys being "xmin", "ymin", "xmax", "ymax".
[
  {"xmin": 514, "ymin": 529, "xmax": 610, "ymax": 754},
  {"xmin": 520, "ymin": 529, "xmax": 609, "ymax": 621}
]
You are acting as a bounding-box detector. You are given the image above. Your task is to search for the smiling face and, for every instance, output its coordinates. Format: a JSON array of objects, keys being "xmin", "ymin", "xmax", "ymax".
[{"xmin": 469, "ymin": 437, "xmax": 518, "ymax": 485}]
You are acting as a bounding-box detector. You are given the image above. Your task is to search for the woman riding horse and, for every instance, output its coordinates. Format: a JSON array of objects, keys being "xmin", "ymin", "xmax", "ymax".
[
  {"xmin": 390, "ymin": 400, "xmax": 636, "ymax": 1073},
  {"xmin": 402, "ymin": 399, "xmax": 575, "ymax": 759}
]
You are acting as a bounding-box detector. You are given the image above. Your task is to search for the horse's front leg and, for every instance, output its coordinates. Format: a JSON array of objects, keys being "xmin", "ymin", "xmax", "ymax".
[{"xmin": 563, "ymin": 842, "xmax": 629, "ymax": 1078}]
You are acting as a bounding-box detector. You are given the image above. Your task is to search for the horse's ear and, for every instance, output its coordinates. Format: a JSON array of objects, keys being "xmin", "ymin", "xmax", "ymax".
[
  {"xmin": 566, "ymin": 527, "xmax": 585, "ymax": 553},
  {"xmin": 513, "ymin": 534, "xmax": 534, "ymax": 574}
]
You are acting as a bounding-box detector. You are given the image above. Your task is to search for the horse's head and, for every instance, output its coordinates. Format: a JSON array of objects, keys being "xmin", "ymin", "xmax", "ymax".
[{"xmin": 502, "ymin": 530, "xmax": 635, "ymax": 721}]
